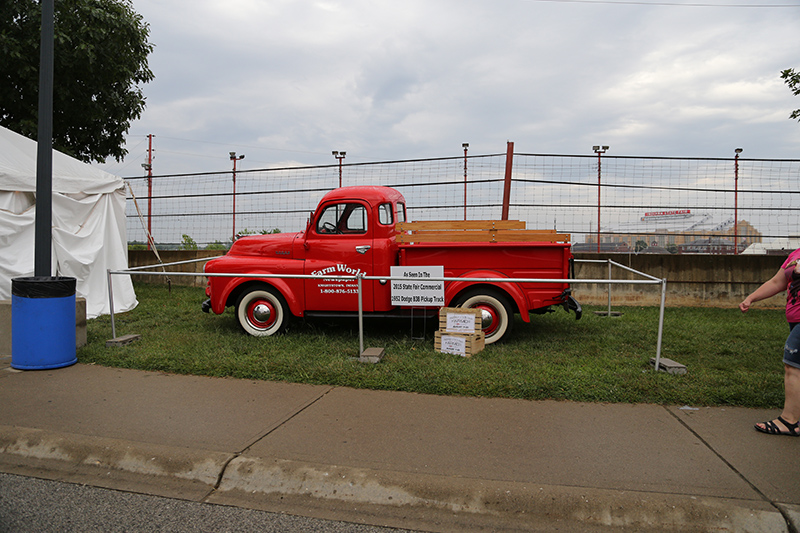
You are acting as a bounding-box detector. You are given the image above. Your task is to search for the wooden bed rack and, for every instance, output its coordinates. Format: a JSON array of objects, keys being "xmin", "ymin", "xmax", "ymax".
[{"xmin": 395, "ymin": 220, "xmax": 570, "ymax": 243}]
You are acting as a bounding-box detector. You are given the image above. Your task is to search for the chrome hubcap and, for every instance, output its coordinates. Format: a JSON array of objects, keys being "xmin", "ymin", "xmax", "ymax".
[
  {"xmin": 253, "ymin": 303, "xmax": 272, "ymax": 323},
  {"xmin": 480, "ymin": 309, "xmax": 493, "ymax": 328}
]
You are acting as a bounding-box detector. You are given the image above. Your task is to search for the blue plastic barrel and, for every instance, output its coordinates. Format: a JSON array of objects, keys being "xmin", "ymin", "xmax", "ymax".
[{"xmin": 11, "ymin": 277, "xmax": 77, "ymax": 370}]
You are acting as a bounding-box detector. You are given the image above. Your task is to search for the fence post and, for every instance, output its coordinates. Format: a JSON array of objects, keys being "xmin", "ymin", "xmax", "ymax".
[
  {"xmin": 107, "ymin": 269, "xmax": 116, "ymax": 339},
  {"xmin": 357, "ymin": 274, "xmax": 364, "ymax": 355},
  {"xmin": 734, "ymin": 148, "xmax": 742, "ymax": 254},
  {"xmin": 607, "ymin": 259, "xmax": 612, "ymax": 315},
  {"xmin": 654, "ymin": 278, "xmax": 667, "ymax": 371},
  {"xmin": 501, "ymin": 141, "xmax": 514, "ymax": 220}
]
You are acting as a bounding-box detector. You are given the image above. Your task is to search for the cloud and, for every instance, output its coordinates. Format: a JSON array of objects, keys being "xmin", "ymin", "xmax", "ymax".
[{"xmin": 99, "ymin": 0, "xmax": 800, "ymax": 177}]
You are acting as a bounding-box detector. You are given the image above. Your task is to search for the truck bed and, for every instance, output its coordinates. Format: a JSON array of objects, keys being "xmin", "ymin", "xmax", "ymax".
[{"xmin": 396, "ymin": 221, "xmax": 572, "ymax": 312}]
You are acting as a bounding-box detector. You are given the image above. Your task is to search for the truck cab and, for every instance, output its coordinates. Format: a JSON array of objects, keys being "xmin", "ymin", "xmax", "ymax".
[{"xmin": 301, "ymin": 186, "xmax": 406, "ymax": 313}]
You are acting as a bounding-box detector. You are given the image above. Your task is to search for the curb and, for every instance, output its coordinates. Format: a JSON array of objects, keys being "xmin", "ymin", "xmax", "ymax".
[
  {"xmin": 776, "ymin": 504, "xmax": 800, "ymax": 533},
  {"xmin": 212, "ymin": 455, "xmax": 790, "ymax": 532},
  {"xmin": 0, "ymin": 425, "xmax": 231, "ymax": 500},
  {"xmin": 0, "ymin": 425, "xmax": 793, "ymax": 532}
]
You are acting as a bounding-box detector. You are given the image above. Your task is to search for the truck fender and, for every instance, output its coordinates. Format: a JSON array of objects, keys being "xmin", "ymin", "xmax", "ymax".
[
  {"xmin": 446, "ymin": 271, "xmax": 531, "ymax": 323},
  {"xmin": 222, "ymin": 277, "xmax": 303, "ymax": 318}
]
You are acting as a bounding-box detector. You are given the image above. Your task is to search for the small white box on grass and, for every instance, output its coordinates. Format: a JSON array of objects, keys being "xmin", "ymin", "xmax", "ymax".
[
  {"xmin": 438, "ymin": 307, "xmax": 482, "ymax": 334},
  {"xmin": 434, "ymin": 331, "xmax": 485, "ymax": 357}
]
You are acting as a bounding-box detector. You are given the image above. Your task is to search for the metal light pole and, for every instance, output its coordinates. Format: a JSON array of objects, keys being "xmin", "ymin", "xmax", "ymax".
[
  {"xmin": 734, "ymin": 148, "xmax": 742, "ymax": 254},
  {"xmin": 230, "ymin": 152, "xmax": 244, "ymax": 243},
  {"xmin": 12, "ymin": 0, "xmax": 79, "ymax": 372},
  {"xmin": 142, "ymin": 134, "xmax": 154, "ymax": 250},
  {"xmin": 332, "ymin": 151, "xmax": 346, "ymax": 188},
  {"xmin": 593, "ymin": 145, "xmax": 609, "ymax": 253},
  {"xmin": 34, "ymin": 0, "xmax": 55, "ymax": 277},
  {"xmin": 462, "ymin": 143, "xmax": 469, "ymax": 221}
]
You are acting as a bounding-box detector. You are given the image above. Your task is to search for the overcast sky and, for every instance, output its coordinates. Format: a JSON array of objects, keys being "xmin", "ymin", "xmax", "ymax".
[{"xmin": 97, "ymin": 0, "xmax": 800, "ymax": 177}]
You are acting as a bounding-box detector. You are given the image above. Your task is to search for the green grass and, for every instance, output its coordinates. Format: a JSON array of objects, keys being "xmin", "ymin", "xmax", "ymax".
[{"xmin": 78, "ymin": 283, "xmax": 789, "ymax": 408}]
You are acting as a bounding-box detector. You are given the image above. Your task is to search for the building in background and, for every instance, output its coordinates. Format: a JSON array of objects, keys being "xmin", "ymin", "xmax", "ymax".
[
  {"xmin": 741, "ymin": 239, "xmax": 800, "ymax": 255},
  {"xmin": 580, "ymin": 210, "xmax": 761, "ymax": 254}
]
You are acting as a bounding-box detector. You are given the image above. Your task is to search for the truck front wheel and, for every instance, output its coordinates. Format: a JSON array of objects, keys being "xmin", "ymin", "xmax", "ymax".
[
  {"xmin": 453, "ymin": 289, "xmax": 514, "ymax": 344},
  {"xmin": 236, "ymin": 287, "xmax": 290, "ymax": 336}
]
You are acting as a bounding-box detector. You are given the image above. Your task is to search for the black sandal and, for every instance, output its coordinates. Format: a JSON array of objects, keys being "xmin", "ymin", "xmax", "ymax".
[{"xmin": 754, "ymin": 416, "xmax": 800, "ymax": 437}]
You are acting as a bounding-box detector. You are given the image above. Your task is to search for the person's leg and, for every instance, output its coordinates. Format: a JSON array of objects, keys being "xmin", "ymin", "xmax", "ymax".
[
  {"xmin": 781, "ymin": 322, "xmax": 800, "ymax": 425},
  {"xmin": 781, "ymin": 363, "xmax": 800, "ymax": 424},
  {"xmin": 755, "ymin": 325, "xmax": 800, "ymax": 435}
]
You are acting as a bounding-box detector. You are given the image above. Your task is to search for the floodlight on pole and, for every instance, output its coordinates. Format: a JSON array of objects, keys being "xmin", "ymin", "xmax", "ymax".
[
  {"xmin": 230, "ymin": 152, "xmax": 245, "ymax": 243},
  {"xmin": 332, "ymin": 150, "xmax": 346, "ymax": 188},
  {"xmin": 734, "ymin": 148, "xmax": 743, "ymax": 254},
  {"xmin": 593, "ymin": 145, "xmax": 608, "ymax": 252},
  {"xmin": 462, "ymin": 143, "xmax": 469, "ymax": 221},
  {"xmin": 142, "ymin": 134, "xmax": 154, "ymax": 249}
]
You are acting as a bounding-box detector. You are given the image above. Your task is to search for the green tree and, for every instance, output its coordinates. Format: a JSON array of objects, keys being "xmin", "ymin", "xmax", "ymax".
[
  {"xmin": 180, "ymin": 234, "xmax": 197, "ymax": 251},
  {"xmin": 781, "ymin": 68, "xmax": 800, "ymax": 121},
  {"xmin": 237, "ymin": 228, "xmax": 282, "ymax": 237},
  {"xmin": 635, "ymin": 240, "xmax": 648, "ymax": 253},
  {"xmin": 0, "ymin": 0, "xmax": 154, "ymax": 162},
  {"xmin": 205, "ymin": 241, "xmax": 228, "ymax": 251}
]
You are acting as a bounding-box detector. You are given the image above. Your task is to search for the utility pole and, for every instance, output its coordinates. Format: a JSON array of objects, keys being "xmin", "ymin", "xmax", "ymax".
[
  {"xmin": 501, "ymin": 141, "xmax": 514, "ymax": 220},
  {"xmin": 141, "ymin": 134, "xmax": 154, "ymax": 250}
]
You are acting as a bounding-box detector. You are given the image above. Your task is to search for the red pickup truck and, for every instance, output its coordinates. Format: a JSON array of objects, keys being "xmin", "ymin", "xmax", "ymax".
[{"xmin": 202, "ymin": 186, "xmax": 580, "ymax": 344}]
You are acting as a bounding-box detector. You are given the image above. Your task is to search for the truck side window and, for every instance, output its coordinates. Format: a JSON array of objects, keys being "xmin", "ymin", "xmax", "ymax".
[
  {"xmin": 378, "ymin": 203, "xmax": 393, "ymax": 225},
  {"xmin": 316, "ymin": 203, "xmax": 368, "ymax": 234},
  {"xmin": 396, "ymin": 203, "xmax": 406, "ymax": 223}
]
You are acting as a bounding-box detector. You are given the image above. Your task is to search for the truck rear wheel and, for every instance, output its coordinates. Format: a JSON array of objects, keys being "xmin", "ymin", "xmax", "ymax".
[
  {"xmin": 453, "ymin": 289, "xmax": 514, "ymax": 344},
  {"xmin": 236, "ymin": 286, "xmax": 290, "ymax": 336}
]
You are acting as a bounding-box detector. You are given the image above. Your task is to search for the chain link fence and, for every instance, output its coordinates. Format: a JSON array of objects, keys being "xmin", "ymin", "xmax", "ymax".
[{"xmin": 125, "ymin": 150, "xmax": 800, "ymax": 252}]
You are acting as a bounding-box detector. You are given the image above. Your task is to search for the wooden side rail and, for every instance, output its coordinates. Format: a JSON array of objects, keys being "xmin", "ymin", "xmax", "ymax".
[
  {"xmin": 395, "ymin": 221, "xmax": 570, "ymax": 243},
  {"xmin": 397, "ymin": 220, "xmax": 526, "ymax": 231}
]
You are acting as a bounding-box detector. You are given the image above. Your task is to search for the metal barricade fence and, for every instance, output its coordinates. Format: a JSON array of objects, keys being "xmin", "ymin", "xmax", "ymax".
[{"xmin": 107, "ymin": 258, "xmax": 668, "ymax": 370}]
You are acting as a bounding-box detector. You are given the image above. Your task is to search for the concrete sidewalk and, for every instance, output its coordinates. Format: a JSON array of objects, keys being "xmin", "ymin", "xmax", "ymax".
[{"xmin": 0, "ymin": 357, "xmax": 798, "ymax": 532}]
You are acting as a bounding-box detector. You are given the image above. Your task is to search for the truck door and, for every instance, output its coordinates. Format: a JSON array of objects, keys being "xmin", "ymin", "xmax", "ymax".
[{"xmin": 303, "ymin": 200, "xmax": 375, "ymax": 312}]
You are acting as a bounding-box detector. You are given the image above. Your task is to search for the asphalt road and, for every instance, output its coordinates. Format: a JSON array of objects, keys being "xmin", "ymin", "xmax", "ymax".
[{"xmin": 0, "ymin": 473, "xmax": 420, "ymax": 533}]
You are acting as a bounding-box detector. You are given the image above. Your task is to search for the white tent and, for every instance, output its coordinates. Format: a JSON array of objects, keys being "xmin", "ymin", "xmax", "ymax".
[{"xmin": 0, "ymin": 126, "xmax": 137, "ymax": 318}]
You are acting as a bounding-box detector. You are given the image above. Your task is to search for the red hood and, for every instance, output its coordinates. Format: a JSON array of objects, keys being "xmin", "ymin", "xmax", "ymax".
[{"xmin": 225, "ymin": 232, "xmax": 301, "ymax": 258}]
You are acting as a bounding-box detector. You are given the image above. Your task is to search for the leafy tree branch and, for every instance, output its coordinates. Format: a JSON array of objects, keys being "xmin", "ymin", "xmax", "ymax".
[
  {"xmin": 781, "ymin": 68, "xmax": 800, "ymax": 122},
  {"xmin": 0, "ymin": 0, "xmax": 154, "ymax": 162}
]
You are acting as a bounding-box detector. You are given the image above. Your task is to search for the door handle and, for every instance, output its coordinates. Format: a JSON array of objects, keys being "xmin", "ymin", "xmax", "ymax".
[{"xmin": 355, "ymin": 245, "xmax": 371, "ymax": 254}]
